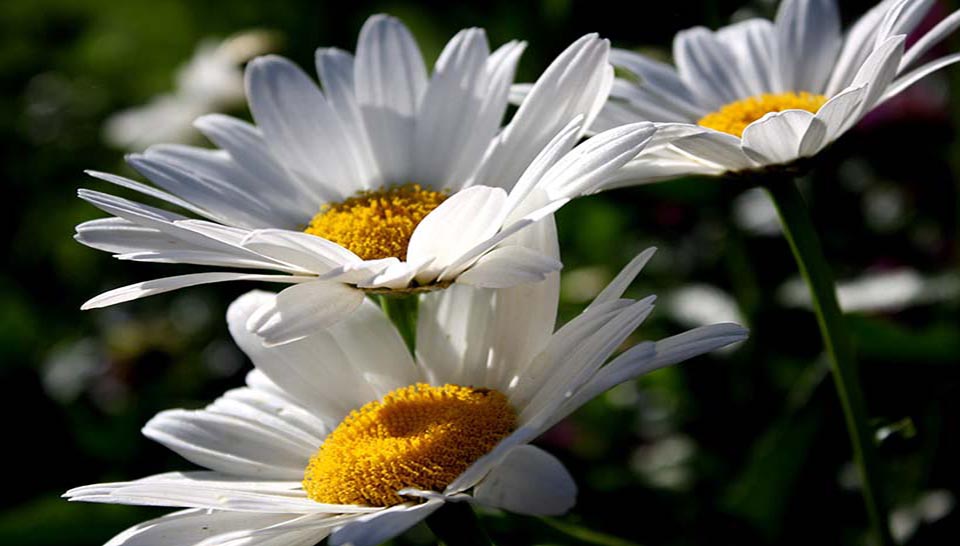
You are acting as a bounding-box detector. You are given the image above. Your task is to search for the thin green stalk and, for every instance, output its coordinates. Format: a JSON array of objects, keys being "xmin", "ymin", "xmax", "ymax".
[
  {"xmin": 377, "ymin": 293, "xmax": 418, "ymax": 352},
  {"xmin": 764, "ymin": 179, "xmax": 892, "ymax": 546},
  {"xmin": 540, "ymin": 517, "xmax": 643, "ymax": 546},
  {"xmin": 425, "ymin": 502, "xmax": 495, "ymax": 546}
]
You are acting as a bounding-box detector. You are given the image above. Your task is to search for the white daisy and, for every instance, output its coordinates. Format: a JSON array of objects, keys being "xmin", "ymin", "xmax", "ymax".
[
  {"xmin": 77, "ymin": 14, "xmax": 656, "ymax": 344},
  {"xmin": 527, "ymin": 0, "xmax": 960, "ymax": 184},
  {"xmin": 65, "ymin": 249, "xmax": 747, "ymax": 546}
]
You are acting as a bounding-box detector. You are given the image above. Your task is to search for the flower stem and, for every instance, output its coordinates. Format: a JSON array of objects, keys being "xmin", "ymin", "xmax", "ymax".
[
  {"xmin": 425, "ymin": 502, "xmax": 495, "ymax": 546},
  {"xmin": 540, "ymin": 517, "xmax": 643, "ymax": 546},
  {"xmin": 764, "ymin": 179, "xmax": 892, "ymax": 546},
  {"xmin": 377, "ymin": 293, "xmax": 418, "ymax": 352}
]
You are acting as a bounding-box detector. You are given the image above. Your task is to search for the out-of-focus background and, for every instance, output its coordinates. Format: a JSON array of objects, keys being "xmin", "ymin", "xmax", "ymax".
[{"xmin": 2, "ymin": 0, "xmax": 958, "ymax": 544}]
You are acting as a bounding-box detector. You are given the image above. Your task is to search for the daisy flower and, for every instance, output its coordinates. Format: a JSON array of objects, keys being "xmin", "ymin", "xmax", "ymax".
[
  {"xmin": 77, "ymin": 14, "xmax": 656, "ymax": 344},
  {"xmin": 556, "ymin": 0, "xmax": 960, "ymax": 183},
  {"xmin": 65, "ymin": 249, "xmax": 748, "ymax": 546}
]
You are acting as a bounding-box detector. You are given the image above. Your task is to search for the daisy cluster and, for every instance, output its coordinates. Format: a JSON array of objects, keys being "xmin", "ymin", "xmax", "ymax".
[{"xmin": 66, "ymin": 1, "xmax": 958, "ymax": 545}]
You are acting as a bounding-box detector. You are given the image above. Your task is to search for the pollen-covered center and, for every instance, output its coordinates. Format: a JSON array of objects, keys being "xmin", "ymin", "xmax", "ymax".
[
  {"xmin": 304, "ymin": 184, "xmax": 448, "ymax": 260},
  {"xmin": 697, "ymin": 92, "xmax": 828, "ymax": 137},
  {"xmin": 303, "ymin": 383, "xmax": 517, "ymax": 507}
]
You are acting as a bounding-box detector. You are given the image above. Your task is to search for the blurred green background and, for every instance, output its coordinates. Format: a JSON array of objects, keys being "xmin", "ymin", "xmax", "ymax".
[{"xmin": 2, "ymin": 0, "xmax": 958, "ymax": 544}]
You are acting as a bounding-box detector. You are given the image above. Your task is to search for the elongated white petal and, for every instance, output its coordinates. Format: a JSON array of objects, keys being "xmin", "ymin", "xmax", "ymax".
[
  {"xmin": 103, "ymin": 509, "xmax": 302, "ymax": 546},
  {"xmin": 774, "ymin": 0, "xmax": 841, "ymax": 93},
  {"xmin": 245, "ymin": 55, "xmax": 362, "ymax": 201},
  {"xmin": 355, "ymin": 14, "xmax": 427, "ymax": 184},
  {"xmin": 82, "ymin": 273, "xmax": 310, "ymax": 310},
  {"xmin": 251, "ymin": 281, "xmax": 366, "ymax": 346},
  {"xmin": 540, "ymin": 122, "xmax": 656, "ymax": 199},
  {"xmin": 407, "ymin": 186, "xmax": 508, "ymax": 282},
  {"xmin": 883, "ymin": 52, "xmax": 960, "ymax": 103},
  {"xmin": 671, "ymin": 131, "xmax": 756, "ymax": 171},
  {"xmin": 474, "ymin": 34, "xmax": 613, "ymax": 189},
  {"xmin": 329, "ymin": 500, "xmax": 442, "ymax": 546},
  {"xmin": 456, "ymin": 246, "xmax": 561, "ymax": 288},
  {"xmin": 228, "ymin": 291, "xmax": 418, "ymax": 419},
  {"xmin": 674, "ymin": 27, "xmax": 751, "ymax": 109},
  {"xmin": 413, "ymin": 28, "xmax": 496, "ymax": 189},
  {"xmin": 241, "ymin": 229, "xmax": 361, "ymax": 274},
  {"xmin": 901, "ymin": 9, "xmax": 960, "ymax": 69},
  {"xmin": 815, "ymin": 85, "xmax": 867, "ymax": 146},
  {"xmin": 586, "ymin": 247, "xmax": 657, "ymax": 312},
  {"xmin": 473, "ymin": 445, "xmax": 575, "ymax": 515},
  {"xmin": 740, "ymin": 110, "xmax": 818, "ymax": 164}
]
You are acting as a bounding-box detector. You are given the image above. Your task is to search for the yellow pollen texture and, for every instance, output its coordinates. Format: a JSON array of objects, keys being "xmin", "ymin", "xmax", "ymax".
[
  {"xmin": 697, "ymin": 92, "xmax": 828, "ymax": 137},
  {"xmin": 304, "ymin": 184, "xmax": 448, "ymax": 261},
  {"xmin": 303, "ymin": 383, "xmax": 517, "ymax": 507}
]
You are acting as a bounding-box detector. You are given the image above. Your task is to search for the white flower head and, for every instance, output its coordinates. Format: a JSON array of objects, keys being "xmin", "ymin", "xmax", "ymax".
[
  {"xmin": 558, "ymin": 0, "xmax": 960, "ymax": 184},
  {"xmin": 65, "ymin": 249, "xmax": 748, "ymax": 546},
  {"xmin": 78, "ymin": 14, "xmax": 656, "ymax": 345}
]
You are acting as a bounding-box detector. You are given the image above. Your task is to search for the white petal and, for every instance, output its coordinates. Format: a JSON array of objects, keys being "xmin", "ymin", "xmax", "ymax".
[
  {"xmin": 515, "ymin": 297, "xmax": 656, "ymax": 420},
  {"xmin": 671, "ymin": 131, "xmax": 756, "ymax": 171},
  {"xmin": 586, "ymin": 247, "xmax": 657, "ymax": 312},
  {"xmin": 473, "ymin": 445, "xmax": 575, "ymax": 516},
  {"xmin": 418, "ymin": 215, "xmax": 560, "ymax": 390},
  {"xmin": 884, "ymin": 52, "xmax": 960, "ymax": 103},
  {"xmin": 413, "ymin": 28, "xmax": 495, "ymax": 188},
  {"xmin": 142, "ymin": 386, "xmax": 325, "ymax": 480},
  {"xmin": 774, "ymin": 0, "xmax": 841, "ymax": 92},
  {"xmin": 103, "ymin": 509, "xmax": 300, "ymax": 546},
  {"xmin": 250, "ymin": 281, "xmax": 366, "ymax": 346},
  {"xmin": 228, "ymin": 291, "xmax": 418, "ymax": 419},
  {"xmin": 650, "ymin": 322, "xmax": 749, "ymax": 368},
  {"xmin": 455, "ymin": 246, "xmax": 561, "ymax": 288},
  {"xmin": 539, "ymin": 122, "xmax": 657, "ymax": 199},
  {"xmin": 673, "ymin": 27, "xmax": 751, "ymax": 109},
  {"xmin": 329, "ymin": 500, "xmax": 442, "ymax": 546},
  {"xmin": 901, "ymin": 8, "xmax": 960, "ymax": 69},
  {"xmin": 717, "ymin": 19, "xmax": 780, "ymax": 95},
  {"xmin": 65, "ymin": 472, "xmax": 367, "ymax": 514},
  {"xmin": 131, "ymin": 147, "xmax": 300, "ymax": 230},
  {"xmin": 314, "ymin": 47, "xmax": 380, "ymax": 189},
  {"xmin": 608, "ymin": 48, "xmax": 699, "ymax": 113},
  {"xmin": 813, "ymin": 85, "xmax": 867, "ymax": 146},
  {"xmin": 355, "ymin": 14, "xmax": 427, "ymax": 184},
  {"xmin": 407, "ymin": 186, "xmax": 508, "ymax": 282},
  {"xmin": 245, "ymin": 56, "xmax": 362, "ymax": 201},
  {"xmin": 241, "ymin": 229, "xmax": 361, "ymax": 274},
  {"xmin": 473, "ymin": 34, "xmax": 612, "ymax": 190},
  {"xmin": 844, "ymin": 35, "xmax": 905, "ymax": 128},
  {"xmin": 82, "ymin": 273, "xmax": 309, "ymax": 310},
  {"xmin": 193, "ymin": 115, "xmax": 308, "ymax": 211},
  {"xmin": 740, "ymin": 110, "xmax": 818, "ymax": 164}
]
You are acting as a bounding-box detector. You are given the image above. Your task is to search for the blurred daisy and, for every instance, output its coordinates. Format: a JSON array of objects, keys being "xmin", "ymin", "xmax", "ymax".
[
  {"xmin": 572, "ymin": 0, "xmax": 960, "ymax": 183},
  {"xmin": 104, "ymin": 30, "xmax": 278, "ymax": 151},
  {"xmin": 65, "ymin": 249, "xmax": 747, "ymax": 546},
  {"xmin": 77, "ymin": 14, "xmax": 655, "ymax": 344}
]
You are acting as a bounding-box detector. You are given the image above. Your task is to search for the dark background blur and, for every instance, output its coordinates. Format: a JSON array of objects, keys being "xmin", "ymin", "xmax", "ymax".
[{"xmin": 2, "ymin": 0, "xmax": 958, "ymax": 544}]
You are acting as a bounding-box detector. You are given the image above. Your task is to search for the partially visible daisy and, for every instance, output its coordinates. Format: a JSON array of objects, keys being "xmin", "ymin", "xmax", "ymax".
[
  {"xmin": 65, "ymin": 249, "xmax": 747, "ymax": 546},
  {"xmin": 104, "ymin": 30, "xmax": 278, "ymax": 151},
  {"xmin": 533, "ymin": 0, "xmax": 960, "ymax": 183},
  {"xmin": 77, "ymin": 14, "xmax": 655, "ymax": 344}
]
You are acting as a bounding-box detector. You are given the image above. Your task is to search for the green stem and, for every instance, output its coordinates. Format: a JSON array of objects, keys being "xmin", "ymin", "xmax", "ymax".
[
  {"xmin": 540, "ymin": 517, "xmax": 643, "ymax": 546},
  {"xmin": 425, "ymin": 502, "xmax": 495, "ymax": 546},
  {"xmin": 764, "ymin": 179, "xmax": 892, "ymax": 546},
  {"xmin": 377, "ymin": 293, "xmax": 418, "ymax": 352}
]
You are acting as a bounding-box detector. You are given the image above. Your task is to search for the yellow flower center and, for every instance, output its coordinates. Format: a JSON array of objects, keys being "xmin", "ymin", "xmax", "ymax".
[
  {"xmin": 697, "ymin": 92, "xmax": 828, "ymax": 137},
  {"xmin": 303, "ymin": 383, "xmax": 517, "ymax": 507},
  {"xmin": 304, "ymin": 184, "xmax": 448, "ymax": 261}
]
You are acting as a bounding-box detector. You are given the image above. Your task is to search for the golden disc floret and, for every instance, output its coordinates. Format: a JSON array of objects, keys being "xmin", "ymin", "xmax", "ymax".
[
  {"xmin": 303, "ymin": 383, "xmax": 516, "ymax": 507},
  {"xmin": 304, "ymin": 184, "xmax": 448, "ymax": 261},
  {"xmin": 697, "ymin": 92, "xmax": 828, "ymax": 137}
]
